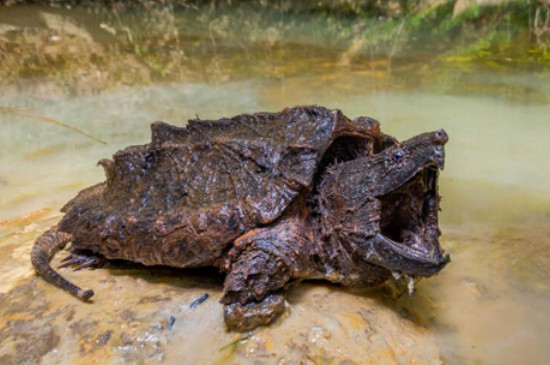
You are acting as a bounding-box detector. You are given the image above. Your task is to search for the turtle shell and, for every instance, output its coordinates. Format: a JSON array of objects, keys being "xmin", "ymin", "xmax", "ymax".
[{"xmin": 58, "ymin": 106, "xmax": 380, "ymax": 267}]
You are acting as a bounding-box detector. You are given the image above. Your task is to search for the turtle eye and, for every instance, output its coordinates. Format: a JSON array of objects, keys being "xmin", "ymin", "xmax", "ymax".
[{"xmin": 392, "ymin": 150, "xmax": 404, "ymax": 161}]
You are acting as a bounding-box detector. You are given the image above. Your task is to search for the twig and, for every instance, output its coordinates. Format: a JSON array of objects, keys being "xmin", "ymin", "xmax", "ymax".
[
  {"xmin": 218, "ymin": 332, "xmax": 252, "ymax": 352},
  {"xmin": 189, "ymin": 293, "xmax": 209, "ymax": 308},
  {"xmin": 0, "ymin": 107, "xmax": 106, "ymax": 144}
]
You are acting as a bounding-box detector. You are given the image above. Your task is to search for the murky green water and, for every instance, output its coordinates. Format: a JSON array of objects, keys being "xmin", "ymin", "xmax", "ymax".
[{"xmin": 1, "ymin": 4, "xmax": 550, "ymax": 365}]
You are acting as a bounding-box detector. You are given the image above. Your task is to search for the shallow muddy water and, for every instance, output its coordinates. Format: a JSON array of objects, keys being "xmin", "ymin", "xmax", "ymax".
[{"xmin": 1, "ymin": 4, "xmax": 550, "ymax": 365}]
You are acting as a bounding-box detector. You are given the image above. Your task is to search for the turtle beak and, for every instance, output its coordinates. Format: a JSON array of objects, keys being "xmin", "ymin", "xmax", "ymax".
[{"xmin": 368, "ymin": 234, "xmax": 450, "ymax": 277}]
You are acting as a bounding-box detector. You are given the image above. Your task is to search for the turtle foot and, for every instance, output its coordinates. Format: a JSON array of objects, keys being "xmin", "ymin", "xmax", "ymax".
[{"xmin": 224, "ymin": 293, "xmax": 285, "ymax": 331}]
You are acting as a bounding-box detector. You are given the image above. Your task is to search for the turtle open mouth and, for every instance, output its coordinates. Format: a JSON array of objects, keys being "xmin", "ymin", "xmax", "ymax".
[{"xmin": 378, "ymin": 164, "xmax": 448, "ymax": 267}]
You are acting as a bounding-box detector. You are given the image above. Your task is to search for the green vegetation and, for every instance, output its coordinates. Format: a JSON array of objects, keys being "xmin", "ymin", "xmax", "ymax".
[{"xmin": 0, "ymin": 0, "xmax": 548, "ymax": 95}]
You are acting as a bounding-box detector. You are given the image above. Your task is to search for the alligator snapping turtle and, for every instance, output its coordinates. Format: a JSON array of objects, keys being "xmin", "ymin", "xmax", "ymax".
[{"xmin": 31, "ymin": 105, "xmax": 449, "ymax": 331}]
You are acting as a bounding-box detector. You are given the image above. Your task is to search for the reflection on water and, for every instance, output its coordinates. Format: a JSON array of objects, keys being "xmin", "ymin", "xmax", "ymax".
[{"xmin": 1, "ymin": 4, "xmax": 550, "ymax": 365}]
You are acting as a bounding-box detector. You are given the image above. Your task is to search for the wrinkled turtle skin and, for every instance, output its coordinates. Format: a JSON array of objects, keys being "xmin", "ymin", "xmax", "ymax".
[{"xmin": 31, "ymin": 105, "xmax": 450, "ymax": 331}]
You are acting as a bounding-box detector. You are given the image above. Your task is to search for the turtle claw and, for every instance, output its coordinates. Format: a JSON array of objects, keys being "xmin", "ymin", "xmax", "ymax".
[
  {"xmin": 58, "ymin": 252, "xmax": 105, "ymax": 270},
  {"xmin": 58, "ymin": 257, "xmax": 82, "ymax": 269},
  {"xmin": 61, "ymin": 254, "xmax": 74, "ymax": 263},
  {"xmin": 73, "ymin": 257, "xmax": 100, "ymax": 271}
]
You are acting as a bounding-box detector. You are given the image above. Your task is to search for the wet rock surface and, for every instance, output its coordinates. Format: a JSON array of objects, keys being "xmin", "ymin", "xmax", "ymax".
[
  {"xmin": 3, "ymin": 210, "xmax": 550, "ymax": 364},
  {"xmin": 0, "ymin": 212, "xmax": 446, "ymax": 364}
]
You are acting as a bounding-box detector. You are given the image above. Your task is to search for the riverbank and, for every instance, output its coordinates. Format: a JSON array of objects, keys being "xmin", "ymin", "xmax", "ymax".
[{"xmin": 0, "ymin": 1, "xmax": 548, "ymax": 98}]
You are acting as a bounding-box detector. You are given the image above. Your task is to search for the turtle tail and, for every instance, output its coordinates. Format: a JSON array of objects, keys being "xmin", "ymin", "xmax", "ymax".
[{"xmin": 31, "ymin": 226, "xmax": 94, "ymax": 301}]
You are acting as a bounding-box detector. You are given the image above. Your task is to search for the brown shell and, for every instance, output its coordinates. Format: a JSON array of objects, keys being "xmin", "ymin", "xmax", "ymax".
[{"xmin": 58, "ymin": 106, "xmax": 380, "ymax": 267}]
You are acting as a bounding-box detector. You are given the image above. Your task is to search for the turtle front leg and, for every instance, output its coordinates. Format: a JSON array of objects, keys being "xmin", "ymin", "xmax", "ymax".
[
  {"xmin": 220, "ymin": 209, "xmax": 317, "ymax": 331},
  {"xmin": 221, "ymin": 248, "xmax": 291, "ymax": 331},
  {"xmin": 220, "ymin": 200, "xmax": 315, "ymax": 331}
]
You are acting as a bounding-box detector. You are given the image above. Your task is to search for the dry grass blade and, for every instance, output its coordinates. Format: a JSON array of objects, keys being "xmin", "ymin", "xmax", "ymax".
[{"xmin": 0, "ymin": 106, "xmax": 106, "ymax": 144}]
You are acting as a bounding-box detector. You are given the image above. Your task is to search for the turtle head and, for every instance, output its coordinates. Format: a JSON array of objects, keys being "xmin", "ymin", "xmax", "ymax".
[
  {"xmin": 319, "ymin": 129, "xmax": 450, "ymax": 279},
  {"xmin": 366, "ymin": 129, "xmax": 447, "ymax": 196},
  {"xmin": 367, "ymin": 129, "xmax": 450, "ymax": 277}
]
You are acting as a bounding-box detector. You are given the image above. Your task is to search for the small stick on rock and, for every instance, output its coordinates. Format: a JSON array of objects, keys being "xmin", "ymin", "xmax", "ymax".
[{"xmin": 190, "ymin": 293, "xmax": 209, "ymax": 309}]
